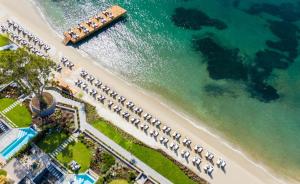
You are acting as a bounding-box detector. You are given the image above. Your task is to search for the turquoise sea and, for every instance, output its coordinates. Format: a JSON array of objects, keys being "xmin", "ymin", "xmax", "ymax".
[{"xmin": 34, "ymin": 0, "xmax": 300, "ymax": 181}]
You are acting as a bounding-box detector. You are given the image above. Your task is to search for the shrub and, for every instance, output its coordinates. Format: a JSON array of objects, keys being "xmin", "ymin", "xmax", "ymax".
[
  {"xmin": 85, "ymin": 103, "xmax": 101, "ymax": 123},
  {"xmin": 100, "ymin": 152, "xmax": 115, "ymax": 174},
  {"xmin": 96, "ymin": 176, "xmax": 104, "ymax": 184},
  {"xmin": 0, "ymin": 169, "xmax": 7, "ymax": 176},
  {"xmin": 128, "ymin": 171, "xmax": 136, "ymax": 182}
]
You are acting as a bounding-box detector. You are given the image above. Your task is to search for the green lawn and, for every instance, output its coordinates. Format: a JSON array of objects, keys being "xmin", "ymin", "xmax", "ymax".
[
  {"xmin": 36, "ymin": 131, "xmax": 69, "ymax": 153},
  {"xmin": 0, "ymin": 98, "xmax": 16, "ymax": 111},
  {"xmin": 91, "ymin": 120, "xmax": 196, "ymax": 184},
  {"xmin": 0, "ymin": 34, "xmax": 9, "ymax": 47},
  {"xmin": 0, "ymin": 98, "xmax": 32, "ymax": 127},
  {"xmin": 56, "ymin": 141, "xmax": 93, "ymax": 173},
  {"xmin": 109, "ymin": 179, "xmax": 128, "ymax": 184},
  {"xmin": 5, "ymin": 103, "xmax": 32, "ymax": 128}
]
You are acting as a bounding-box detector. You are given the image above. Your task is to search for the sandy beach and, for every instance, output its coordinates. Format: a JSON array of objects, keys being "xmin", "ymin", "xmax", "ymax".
[{"xmin": 0, "ymin": 0, "xmax": 297, "ymax": 183}]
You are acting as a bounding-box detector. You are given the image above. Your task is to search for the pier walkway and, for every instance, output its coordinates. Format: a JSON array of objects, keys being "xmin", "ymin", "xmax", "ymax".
[{"xmin": 63, "ymin": 5, "xmax": 126, "ymax": 45}]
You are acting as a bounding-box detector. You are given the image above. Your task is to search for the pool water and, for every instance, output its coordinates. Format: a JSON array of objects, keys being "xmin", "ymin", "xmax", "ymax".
[
  {"xmin": 71, "ymin": 173, "xmax": 96, "ymax": 184},
  {"xmin": 0, "ymin": 127, "xmax": 37, "ymax": 159}
]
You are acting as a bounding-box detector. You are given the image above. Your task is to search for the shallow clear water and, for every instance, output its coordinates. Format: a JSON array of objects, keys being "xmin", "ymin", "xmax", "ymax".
[{"xmin": 34, "ymin": 0, "xmax": 300, "ymax": 180}]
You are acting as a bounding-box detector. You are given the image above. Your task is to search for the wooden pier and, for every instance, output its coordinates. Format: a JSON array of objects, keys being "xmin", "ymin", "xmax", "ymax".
[{"xmin": 63, "ymin": 5, "xmax": 127, "ymax": 45}]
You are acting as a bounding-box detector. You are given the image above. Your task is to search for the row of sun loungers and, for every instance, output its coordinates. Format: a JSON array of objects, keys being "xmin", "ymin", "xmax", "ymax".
[
  {"xmin": 169, "ymin": 142, "xmax": 179, "ymax": 151},
  {"xmin": 194, "ymin": 145, "xmax": 203, "ymax": 154},
  {"xmin": 181, "ymin": 150, "xmax": 191, "ymax": 158},
  {"xmin": 205, "ymin": 151, "xmax": 215, "ymax": 161},
  {"xmin": 183, "ymin": 137, "xmax": 192, "ymax": 147},
  {"xmin": 162, "ymin": 125, "xmax": 171, "ymax": 134},
  {"xmin": 3, "ymin": 20, "xmax": 51, "ymax": 55},
  {"xmin": 75, "ymin": 71, "xmax": 226, "ymax": 176},
  {"xmin": 203, "ymin": 164, "xmax": 214, "ymax": 175},
  {"xmin": 79, "ymin": 73, "xmax": 224, "ymax": 174},
  {"xmin": 74, "ymin": 68, "xmax": 227, "ymax": 176},
  {"xmin": 192, "ymin": 156, "xmax": 202, "ymax": 166},
  {"xmin": 60, "ymin": 57, "xmax": 74, "ymax": 70},
  {"xmin": 159, "ymin": 136, "xmax": 169, "ymax": 145},
  {"xmin": 172, "ymin": 131, "xmax": 181, "ymax": 140},
  {"xmin": 5, "ymin": 32, "xmax": 47, "ymax": 57}
]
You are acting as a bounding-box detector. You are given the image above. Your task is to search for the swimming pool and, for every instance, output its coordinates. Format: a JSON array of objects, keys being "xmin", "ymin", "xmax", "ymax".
[
  {"xmin": 0, "ymin": 127, "xmax": 37, "ymax": 159},
  {"xmin": 70, "ymin": 173, "xmax": 96, "ymax": 184}
]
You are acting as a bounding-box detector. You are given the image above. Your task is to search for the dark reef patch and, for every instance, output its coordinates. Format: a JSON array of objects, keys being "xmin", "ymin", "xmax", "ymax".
[
  {"xmin": 248, "ymin": 82, "xmax": 279, "ymax": 102},
  {"xmin": 245, "ymin": 2, "xmax": 300, "ymax": 22},
  {"xmin": 247, "ymin": 49, "xmax": 288, "ymax": 102},
  {"xmin": 192, "ymin": 36, "xmax": 285, "ymax": 102},
  {"xmin": 204, "ymin": 84, "xmax": 237, "ymax": 98},
  {"xmin": 171, "ymin": 7, "xmax": 227, "ymax": 30},
  {"xmin": 266, "ymin": 20, "xmax": 299, "ymax": 60},
  {"xmin": 253, "ymin": 50, "xmax": 290, "ymax": 73},
  {"xmin": 192, "ymin": 37, "xmax": 247, "ymax": 81},
  {"xmin": 172, "ymin": 3, "xmax": 300, "ymax": 102},
  {"xmin": 232, "ymin": 0, "xmax": 241, "ymax": 8}
]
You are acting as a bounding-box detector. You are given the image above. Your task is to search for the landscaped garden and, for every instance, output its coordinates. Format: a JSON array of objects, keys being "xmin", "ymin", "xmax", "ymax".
[
  {"xmin": 36, "ymin": 130, "xmax": 69, "ymax": 153},
  {"xmin": 0, "ymin": 84, "xmax": 24, "ymax": 99},
  {"xmin": 83, "ymin": 103, "xmax": 200, "ymax": 184},
  {"xmin": 56, "ymin": 140, "xmax": 93, "ymax": 173},
  {"xmin": 91, "ymin": 119, "xmax": 198, "ymax": 184}
]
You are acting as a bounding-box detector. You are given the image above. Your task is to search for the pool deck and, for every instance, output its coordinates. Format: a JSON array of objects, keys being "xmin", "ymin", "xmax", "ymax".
[{"xmin": 0, "ymin": 128, "xmax": 20, "ymax": 152}]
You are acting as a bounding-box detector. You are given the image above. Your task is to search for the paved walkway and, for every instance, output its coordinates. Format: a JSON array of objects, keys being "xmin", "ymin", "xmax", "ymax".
[{"xmin": 46, "ymin": 90, "xmax": 172, "ymax": 184}]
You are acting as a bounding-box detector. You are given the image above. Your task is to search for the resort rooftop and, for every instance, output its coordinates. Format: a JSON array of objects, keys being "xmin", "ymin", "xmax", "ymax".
[{"xmin": 63, "ymin": 5, "xmax": 127, "ymax": 45}]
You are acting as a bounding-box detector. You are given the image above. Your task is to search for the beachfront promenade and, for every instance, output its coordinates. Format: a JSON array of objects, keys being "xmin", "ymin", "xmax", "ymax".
[{"xmin": 47, "ymin": 90, "xmax": 172, "ymax": 184}]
